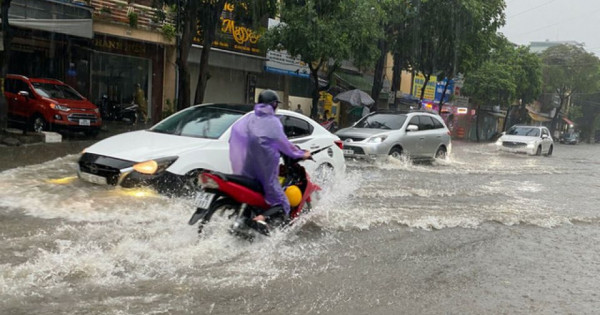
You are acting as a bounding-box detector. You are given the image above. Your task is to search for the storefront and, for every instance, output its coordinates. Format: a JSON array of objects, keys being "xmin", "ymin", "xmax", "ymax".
[
  {"xmin": 91, "ymin": 35, "xmax": 164, "ymax": 122},
  {"xmin": 7, "ymin": 0, "xmax": 93, "ymax": 97}
]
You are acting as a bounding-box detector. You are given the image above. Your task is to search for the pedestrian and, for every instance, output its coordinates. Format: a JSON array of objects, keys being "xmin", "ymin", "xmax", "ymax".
[
  {"xmin": 295, "ymin": 104, "xmax": 304, "ymax": 115},
  {"xmin": 134, "ymin": 83, "xmax": 148, "ymax": 124},
  {"xmin": 362, "ymin": 104, "xmax": 371, "ymax": 117}
]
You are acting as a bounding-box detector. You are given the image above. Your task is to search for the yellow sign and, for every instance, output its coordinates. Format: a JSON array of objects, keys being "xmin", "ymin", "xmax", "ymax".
[{"xmin": 413, "ymin": 73, "xmax": 437, "ymax": 100}]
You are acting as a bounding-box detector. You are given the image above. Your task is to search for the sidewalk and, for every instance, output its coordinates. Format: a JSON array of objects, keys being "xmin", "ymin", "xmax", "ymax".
[{"xmin": 0, "ymin": 121, "xmax": 150, "ymax": 172}]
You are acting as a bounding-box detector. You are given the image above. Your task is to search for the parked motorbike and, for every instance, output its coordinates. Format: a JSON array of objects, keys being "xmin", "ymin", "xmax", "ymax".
[
  {"xmin": 320, "ymin": 118, "xmax": 338, "ymax": 132},
  {"xmin": 188, "ymin": 148, "xmax": 327, "ymax": 241},
  {"xmin": 99, "ymin": 95, "xmax": 139, "ymax": 124}
]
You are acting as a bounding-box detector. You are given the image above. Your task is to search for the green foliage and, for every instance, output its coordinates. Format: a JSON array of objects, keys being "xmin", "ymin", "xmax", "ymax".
[
  {"xmin": 463, "ymin": 59, "xmax": 516, "ymax": 106},
  {"xmin": 541, "ymin": 44, "xmax": 600, "ymax": 103},
  {"xmin": 128, "ymin": 11, "xmax": 138, "ymax": 28},
  {"xmin": 263, "ymin": 0, "xmax": 381, "ymax": 71},
  {"xmin": 161, "ymin": 23, "xmax": 176, "ymax": 41}
]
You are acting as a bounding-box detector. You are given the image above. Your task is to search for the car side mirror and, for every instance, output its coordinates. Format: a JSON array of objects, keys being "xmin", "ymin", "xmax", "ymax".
[
  {"xmin": 17, "ymin": 91, "xmax": 29, "ymax": 98},
  {"xmin": 541, "ymin": 134, "xmax": 548, "ymax": 139},
  {"xmin": 407, "ymin": 124, "xmax": 419, "ymax": 132}
]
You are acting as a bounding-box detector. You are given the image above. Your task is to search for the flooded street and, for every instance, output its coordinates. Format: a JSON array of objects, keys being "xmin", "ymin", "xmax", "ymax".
[{"xmin": 1, "ymin": 142, "xmax": 600, "ymax": 314}]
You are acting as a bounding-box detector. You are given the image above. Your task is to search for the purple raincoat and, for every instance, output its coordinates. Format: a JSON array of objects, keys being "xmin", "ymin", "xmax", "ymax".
[{"xmin": 229, "ymin": 103, "xmax": 306, "ymax": 214}]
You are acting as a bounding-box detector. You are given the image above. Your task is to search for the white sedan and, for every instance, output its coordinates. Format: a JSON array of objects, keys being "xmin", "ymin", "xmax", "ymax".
[
  {"xmin": 495, "ymin": 125, "xmax": 554, "ymax": 156},
  {"xmin": 78, "ymin": 104, "xmax": 345, "ymax": 195}
]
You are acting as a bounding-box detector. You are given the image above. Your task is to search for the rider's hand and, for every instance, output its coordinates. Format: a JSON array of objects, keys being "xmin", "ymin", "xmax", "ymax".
[{"xmin": 303, "ymin": 150, "xmax": 312, "ymax": 160}]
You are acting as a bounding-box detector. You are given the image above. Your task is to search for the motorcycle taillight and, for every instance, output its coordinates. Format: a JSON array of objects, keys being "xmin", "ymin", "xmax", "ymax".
[{"xmin": 200, "ymin": 174, "xmax": 219, "ymax": 189}]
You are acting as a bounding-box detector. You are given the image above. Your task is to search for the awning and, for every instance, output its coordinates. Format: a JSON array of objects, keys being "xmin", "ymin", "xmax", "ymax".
[
  {"xmin": 528, "ymin": 111, "xmax": 552, "ymax": 122},
  {"xmin": 7, "ymin": 0, "xmax": 93, "ymax": 39},
  {"xmin": 562, "ymin": 117, "xmax": 575, "ymax": 126},
  {"xmin": 10, "ymin": 19, "xmax": 93, "ymax": 39}
]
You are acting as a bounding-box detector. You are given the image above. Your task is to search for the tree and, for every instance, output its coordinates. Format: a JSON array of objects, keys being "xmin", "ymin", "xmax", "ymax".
[
  {"xmin": 156, "ymin": 0, "xmax": 276, "ymax": 110},
  {"xmin": 0, "ymin": 0, "xmax": 12, "ymax": 131},
  {"xmin": 263, "ymin": 0, "xmax": 381, "ymax": 118},
  {"xmin": 462, "ymin": 59, "xmax": 516, "ymax": 141},
  {"xmin": 371, "ymin": 0, "xmax": 415, "ymax": 107},
  {"xmin": 572, "ymin": 93, "xmax": 600, "ymax": 143},
  {"xmin": 408, "ymin": 0, "xmax": 505, "ymax": 113},
  {"xmin": 540, "ymin": 44, "xmax": 600, "ymax": 134}
]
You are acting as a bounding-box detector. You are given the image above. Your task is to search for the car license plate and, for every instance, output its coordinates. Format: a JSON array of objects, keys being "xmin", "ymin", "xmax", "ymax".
[
  {"xmin": 79, "ymin": 119, "xmax": 91, "ymax": 126},
  {"xmin": 194, "ymin": 191, "xmax": 215, "ymax": 209},
  {"xmin": 79, "ymin": 171, "xmax": 107, "ymax": 185},
  {"xmin": 343, "ymin": 149, "xmax": 354, "ymax": 155}
]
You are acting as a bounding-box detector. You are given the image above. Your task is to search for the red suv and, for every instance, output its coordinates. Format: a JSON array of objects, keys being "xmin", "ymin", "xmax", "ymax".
[{"xmin": 4, "ymin": 74, "xmax": 102, "ymax": 136}]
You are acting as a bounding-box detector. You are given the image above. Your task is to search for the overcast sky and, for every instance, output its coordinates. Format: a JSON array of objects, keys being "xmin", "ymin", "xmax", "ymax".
[{"xmin": 499, "ymin": 0, "xmax": 600, "ymax": 55}]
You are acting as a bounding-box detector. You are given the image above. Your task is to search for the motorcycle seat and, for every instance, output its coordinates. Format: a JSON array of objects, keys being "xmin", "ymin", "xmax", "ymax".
[{"xmin": 214, "ymin": 172, "xmax": 264, "ymax": 193}]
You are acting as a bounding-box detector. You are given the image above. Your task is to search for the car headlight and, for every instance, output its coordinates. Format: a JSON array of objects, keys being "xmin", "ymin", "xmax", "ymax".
[
  {"xmin": 367, "ymin": 135, "xmax": 387, "ymax": 143},
  {"xmin": 495, "ymin": 139, "xmax": 502, "ymax": 146},
  {"xmin": 133, "ymin": 156, "xmax": 178, "ymax": 175},
  {"xmin": 50, "ymin": 103, "xmax": 70, "ymax": 112},
  {"xmin": 526, "ymin": 142, "xmax": 536, "ymax": 148},
  {"xmin": 94, "ymin": 108, "xmax": 100, "ymax": 114}
]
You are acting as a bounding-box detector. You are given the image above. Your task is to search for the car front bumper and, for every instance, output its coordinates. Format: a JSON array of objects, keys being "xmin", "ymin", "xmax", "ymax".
[
  {"xmin": 342, "ymin": 142, "xmax": 390, "ymax": 159},
  {"xmin": 77, "ymin": 153, "xmax": 185, "ymax": 193},
  {"xmin": 496, "ymin": 144, "xmax": 536, "ymax": 155}
]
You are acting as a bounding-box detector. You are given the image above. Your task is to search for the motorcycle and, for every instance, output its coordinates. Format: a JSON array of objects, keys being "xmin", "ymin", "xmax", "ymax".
[
  {"xmin": 188, "ymin": 147, "xmax": 328, "ymax": 240},
  {"xmin": 99, "ymin": 95, "xmax": 139, "ymax": 124},
  {"xmin": 320, "ymin": 118, "xmax": 338, "ymax": 132}
]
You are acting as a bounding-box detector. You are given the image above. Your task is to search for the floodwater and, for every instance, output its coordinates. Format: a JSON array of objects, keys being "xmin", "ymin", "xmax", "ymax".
[{"xmin": 1, "ymin": 142, "xmax": 599, "ymax": 314}]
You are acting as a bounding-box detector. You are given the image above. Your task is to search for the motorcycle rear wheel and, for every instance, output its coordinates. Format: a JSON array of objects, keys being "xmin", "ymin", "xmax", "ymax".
[{"xmin": 198, "ymin": 197, "xmax": 239, "ymax": 234}]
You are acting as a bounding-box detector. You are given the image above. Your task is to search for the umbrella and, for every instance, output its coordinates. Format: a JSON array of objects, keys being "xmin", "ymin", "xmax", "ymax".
[{"xmin": 333, "ymin": 89, "xmax": 375, "ymax": 107}]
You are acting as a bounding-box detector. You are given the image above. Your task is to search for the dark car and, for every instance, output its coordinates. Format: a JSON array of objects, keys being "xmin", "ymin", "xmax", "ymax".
[
  {"xmin": 560, "ymin": 133, "xmax": 579, "ymax": 145},
  {"xmin": 4, "ymin": 74, "xmax": 102, "ymax": 136}
]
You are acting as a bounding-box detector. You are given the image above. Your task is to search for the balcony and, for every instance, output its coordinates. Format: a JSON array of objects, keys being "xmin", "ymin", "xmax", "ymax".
[{"xmin": 88, "ymin": 0, "xmax": 174, "ymax": 32}]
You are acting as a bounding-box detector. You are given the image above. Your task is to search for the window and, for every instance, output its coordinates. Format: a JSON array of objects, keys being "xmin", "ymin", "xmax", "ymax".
[
  {"xmin": 507, "ymin": 126, "xmax": 540, "ymax": 137},
  {"xmin": 432, "ymin": 117, "xmax": 444, "ymax": 129},
  {"xmin": 408, "ymin": 116, "xmax": 420, "ymax": 130},
  {"xmin": 150, "ymin": 106, "xmax": 244, "ymax": 139},
  {"xmin": 4, "ymin": 78, "xmax": 16, "ymax": 93},
  {"xmin": 355, "ymin": 113, "xmax": 407, "ymax": 130},
  {"xmin": 419, "ymin": 116, "xmax": 435, "ymax": 130},
  {"xmin": 281, "ymin": 116, "xmax": 313, "ymax": 138},
  {"xmin": 542, "ymin": 128, "xmax": 549, "ymax": 137},
  {"xmin": 32, "ymin": 82, "xmax": 83, "ymax": 100},
  {"xmin": 15, "ymin": 80, "xmax": 33, "ymax": 96}
]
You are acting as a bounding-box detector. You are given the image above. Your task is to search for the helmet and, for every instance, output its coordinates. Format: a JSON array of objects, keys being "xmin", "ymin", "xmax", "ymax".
[
  {"xmin": 258, "ymin": 89, "xmax": 281, "ymax": 106},
  {"xmin": 285, "ymin": 185, "xmax": 302, "ymax": 207}
]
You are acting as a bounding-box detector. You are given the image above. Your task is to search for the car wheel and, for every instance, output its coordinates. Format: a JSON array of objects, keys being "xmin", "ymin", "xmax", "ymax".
[
  {"xmin": 389, "ymin": 146, "xmax": 403, "ymax": 159},
  {"xmin": 535, "ymin": 146, "xmax": 542, "ymax": 156},
  {"xmin": 545, "ymin": 145, "xmax": 553, "ymax": 156},
  {"xmin": 435, "ymin": 146, "xmax": 447, "ymax": 159},
  {"xmin": 30, "ymin": 115, "xmax": 47, "ymax": 133}
]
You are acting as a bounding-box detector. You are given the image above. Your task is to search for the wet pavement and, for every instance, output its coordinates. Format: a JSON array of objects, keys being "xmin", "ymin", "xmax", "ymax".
[
  {"xmin": 1, "ymin": 141, "xmax": 599, "ymax": 314},
  {"xmin": 0, "ymin": 121, "xmax": 150, "ymax": 172}
]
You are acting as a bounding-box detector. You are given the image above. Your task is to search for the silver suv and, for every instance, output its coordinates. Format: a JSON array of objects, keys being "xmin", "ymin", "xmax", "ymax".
[{"xmin": 335, "ymin": 111, "xmax": 452, "ymax": 160}]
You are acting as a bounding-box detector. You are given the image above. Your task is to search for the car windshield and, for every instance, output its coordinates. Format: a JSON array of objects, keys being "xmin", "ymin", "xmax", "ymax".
[
  {"xmin": 149, "ymin": 106, "xmax": 245, "ymax": 139},
  {"xmin": 507, "ymin": 126, "xmax": 540, "ymax": 137},
  {"xmin": 32, "ymin": 82, "xmax": 84, "ymax": 100},
  {"xmin": 354, "ymin": 114, "xmax": 407, "ymax": 130}
]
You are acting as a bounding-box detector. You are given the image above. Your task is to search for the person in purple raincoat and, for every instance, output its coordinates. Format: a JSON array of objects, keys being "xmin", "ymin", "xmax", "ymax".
[{"xmin": 229, "ymin": 90, "xmax": 311, "ymax": 224}]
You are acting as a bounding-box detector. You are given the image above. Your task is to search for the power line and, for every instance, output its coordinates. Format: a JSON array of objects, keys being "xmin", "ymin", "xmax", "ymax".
[
  {"xmin": 514, "ymin": 7, "xmax": 600, "ymax": 36},
  {"xmin": 509, "ymin": 0, "xmax": 557, "ymax": 18}
]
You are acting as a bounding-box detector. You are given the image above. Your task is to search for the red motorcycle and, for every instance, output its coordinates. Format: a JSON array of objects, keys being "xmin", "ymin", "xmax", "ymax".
[{"xmin": 188, "ymin": 148, "xmax": 326, "ymax": 240}]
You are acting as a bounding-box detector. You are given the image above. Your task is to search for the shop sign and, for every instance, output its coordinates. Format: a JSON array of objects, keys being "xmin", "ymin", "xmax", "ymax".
[
  {"xmin": 265, "ymin": 18, "xmax": 310, "ymax": 78},
  {"xmin": 94, "ymin": 37, "xmax": 146, "ymax": 56},
  {"xmin": 434, "ymin": 78, "xmax": 455, "ymax": 103},
  {"xmin": 412, "ymin": 73, "xmax": 436, "ymax": 101},
  {"xmin": 194, "ymin": 2, "xmax": 264, "ymax": 56}
]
